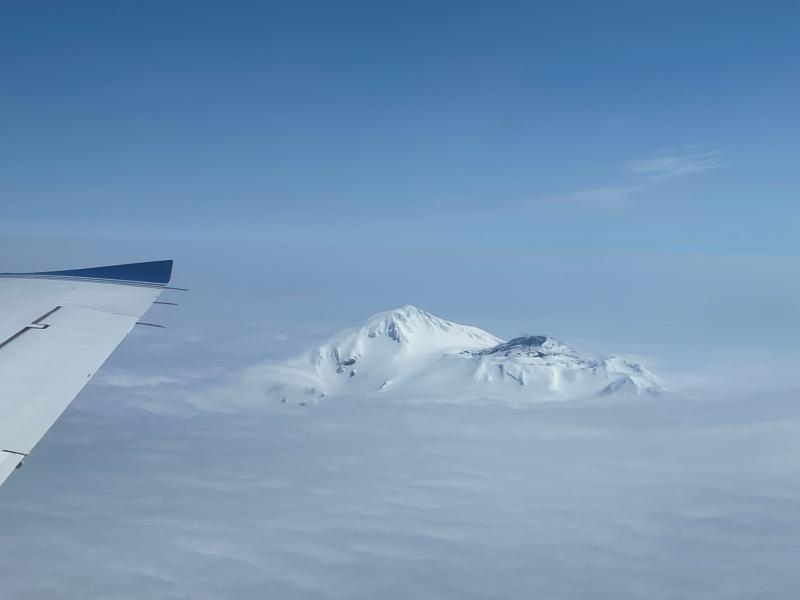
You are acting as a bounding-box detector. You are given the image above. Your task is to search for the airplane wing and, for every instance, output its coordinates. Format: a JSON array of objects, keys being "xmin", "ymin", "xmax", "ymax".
[{"xmin": 0, "ymin": 260, "xmax": 174, "ymax": 487}]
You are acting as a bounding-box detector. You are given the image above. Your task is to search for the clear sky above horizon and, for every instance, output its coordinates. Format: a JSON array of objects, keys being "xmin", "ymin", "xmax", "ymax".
[
  {"xmin": 1, "ymin": 0, "xmax": 798, "ymax": 250},
  {"xmin": 1, "ymin": 1, "xmax": 798, "ymax": 350}
]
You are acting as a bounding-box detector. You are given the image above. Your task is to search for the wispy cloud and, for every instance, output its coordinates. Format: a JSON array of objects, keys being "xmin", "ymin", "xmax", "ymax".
[
  {"xmin": 542, "ymin": 147, "xmax": 725, "ymax": 209},
  {"xmin": 99, "ymin": 372, "xmax": 187, "ymax": 388},
  {"xmin": 626, "ymin": 149, "xmax": 725, "ymax": 180},
  {"xmin": 558, "ymin": 185, "xmax": 642, "ymax": 208}
]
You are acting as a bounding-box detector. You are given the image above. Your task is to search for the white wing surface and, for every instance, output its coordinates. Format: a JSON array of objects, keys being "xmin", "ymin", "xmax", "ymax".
[{"xmin": 0, "ymin": 260, "xmax": 174, "ymax": 487}]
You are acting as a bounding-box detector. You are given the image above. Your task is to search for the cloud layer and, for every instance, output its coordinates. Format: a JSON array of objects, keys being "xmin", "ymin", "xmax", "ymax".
[{"xmin": 0, "ymin": 379, "xmax": 799, "ymax": 599}]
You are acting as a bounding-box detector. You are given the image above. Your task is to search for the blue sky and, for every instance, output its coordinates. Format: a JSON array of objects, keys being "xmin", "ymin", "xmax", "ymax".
[
  {"xmin": 1, "ymin": 0, "xmax": 799, "ymax": 349},
  {"xmin": 2, "ymin": 1, "xmax": 798, "ymax": 247}
]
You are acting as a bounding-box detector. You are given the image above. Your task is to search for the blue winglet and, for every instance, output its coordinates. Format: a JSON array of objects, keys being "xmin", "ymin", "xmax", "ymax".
[{"xmin": 18, "ymin": 260, "xmax": 173, "ymax": 285}]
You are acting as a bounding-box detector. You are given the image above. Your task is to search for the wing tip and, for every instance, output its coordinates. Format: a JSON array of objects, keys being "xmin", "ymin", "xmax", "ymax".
[{"xmin": 5, "ymin": 260, "xmax": 174, "ymax": 285}]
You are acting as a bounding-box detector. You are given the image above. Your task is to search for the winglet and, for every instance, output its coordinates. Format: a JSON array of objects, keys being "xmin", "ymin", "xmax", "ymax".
[{"xmin": 8, "ymin": 260, "xmax": 174, "ymax": 285}]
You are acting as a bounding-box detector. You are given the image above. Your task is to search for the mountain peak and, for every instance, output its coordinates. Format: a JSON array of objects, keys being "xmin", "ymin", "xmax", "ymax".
[
  {"xmin": 369, "ymin": 304, "xmax": 439, "ymax": 323},
  {"xmin": 395, "ymin": 304, "xmax": 424, "ymax": 314},
  {"xmin": 358, "ymin": 305, "xmax": 497, "ymax": 347}
]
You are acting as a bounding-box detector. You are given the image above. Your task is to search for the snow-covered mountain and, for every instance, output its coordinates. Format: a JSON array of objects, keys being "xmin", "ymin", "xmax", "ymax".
[{"xmin": 258, "ymin": 305, "xmax": 663, "ymax": 404}]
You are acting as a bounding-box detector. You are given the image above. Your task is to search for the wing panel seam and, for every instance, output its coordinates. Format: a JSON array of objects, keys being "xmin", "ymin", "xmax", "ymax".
[{"xmin": 0, "ymin": 306, "xmax": 62, "ymax": 351}]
